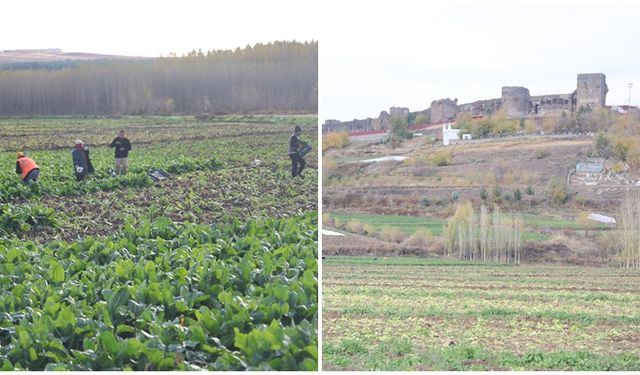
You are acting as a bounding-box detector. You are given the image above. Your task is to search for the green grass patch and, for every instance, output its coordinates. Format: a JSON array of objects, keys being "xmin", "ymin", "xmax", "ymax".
[
  {"xmin": 324, "ymin": 342, "xmax": 640, "ymax": 371},
  {"xmin": 330, "ymin": 212, "xmax": 446, "ymax": 235},
  {"xmin": 329, "ymin": 212, "xmax": 563, "ymax": 241},
  {"xmin": 323, "ymin": 255, "xmax": 509, "ymax": 267}
]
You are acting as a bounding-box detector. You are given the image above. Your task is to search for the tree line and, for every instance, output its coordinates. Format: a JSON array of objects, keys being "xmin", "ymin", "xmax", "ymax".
[{"xmin": 0, "ymin": 41, "xmax": 317, "ymax": 116}]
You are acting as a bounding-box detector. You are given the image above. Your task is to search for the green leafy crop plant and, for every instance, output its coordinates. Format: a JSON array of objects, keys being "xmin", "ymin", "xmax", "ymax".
[{"xmin": 0, "ymin": 212, "xmax": 318, "ymax": 370}]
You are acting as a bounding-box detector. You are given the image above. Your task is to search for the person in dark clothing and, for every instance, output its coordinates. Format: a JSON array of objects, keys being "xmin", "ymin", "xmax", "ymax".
[
  {"xmin": 109, "ymin": 130, "xmax": 132, "ymax": 175},
  {"xmin": 289, "ymin": 125, "xmax": 306, "ymax": 177},
  {"xmin": 81, "ymin": 141, "xmax": 95, "ymax": 174},
  {"xmin": 15, "ymin": 152, "xmax": 40, "ymax": 183},
  {"xmin": 72, "ymin": 140, "xmax": 89, "ymax": 181}
]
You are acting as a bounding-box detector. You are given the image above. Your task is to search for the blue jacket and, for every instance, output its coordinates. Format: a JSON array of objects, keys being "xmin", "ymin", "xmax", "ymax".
[{"xmin": 72, "ymin": 148, "xmax": 88, "ymax": 175}]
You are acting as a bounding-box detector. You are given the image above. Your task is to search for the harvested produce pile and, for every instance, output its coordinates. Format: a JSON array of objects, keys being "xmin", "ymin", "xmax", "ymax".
[{"xmin": 0, "ymin": 214, "xmax": 318, "ymax": 370}]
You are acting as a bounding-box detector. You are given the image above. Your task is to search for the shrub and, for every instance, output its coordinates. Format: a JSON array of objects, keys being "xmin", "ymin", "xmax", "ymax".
[
  {"xmin": 346, "ymin": 220, "xmax": 365, "ymax": 235},
  {"xmin": 525, "ymin": 186, "xmax": 535, "ymax": 196},
  {"xmin": 322, "ymin": 132, "xmax": 350, "ymax": 151},
  {"xmin": 458, "ymin": 110, "xmax": 520, "ymax": 138},
  {"xmin": 420, "ymin": 196, "xmax": 431, "ymax": 207},
  {"xmin": 480, "ymin": 187, "xmax": 488, "ymax": 202},
  {"xmin": 456, "ymin": 112, "xmax": 474, "ymax": 133},
  {"xmin": 427, "ymin": 150, "xmax": 453, "ymax": 166},
  {"xmin": 452, "ymin": 191, "xmax": 460, "ymax": 201},
  {"xmin": 493, "ymin": 185, "xmax": 502, "ymax": 198},
  {"xmin": 612, "ymin": 162, "xmax": 625, "ymax": 174},
  {"xmin": 514, "ymin": 188, "xmax": 522, "ymax": 201},
  {"xmin": 402, "ymin": 230, "xmax": 434, "ymax": 249},
  {"xmin": 595, "ymin": 131, "xmax": 611, "ymax": 157},
  {"xmin": 614, "ymin": 142, "xmax": 629, "ymax": 161},
  {"xmin": 362, "ymin": 223, "xmax": 377, "ymax": 236},
  {"xmin": 534, "ymin": 149, "xmax": 549, "ymax": 159},
  {"xmin": 414, "ymin": 113, "xmax": 430, "ymax": 125},
  {"xmin": 546, "ymin": 178, "xmax": 572, "ymax": 205},
  {"xmin": 388, "ymin": 116, "xmax": 412, "ymax": 148},
  {"xmin": 380, "ymin": 227, "xmax": 407, "ymax": 243},
  {"xmin": 322, "ymin": 157, "xmax": 337, "ymax": 183},
  {"xmin": 322, "ymin": 213, "xmax": 334, "ymax": 226},
  {"xmin": 543, "ymin": 111, "xmax": 577, "ymax": 134}
]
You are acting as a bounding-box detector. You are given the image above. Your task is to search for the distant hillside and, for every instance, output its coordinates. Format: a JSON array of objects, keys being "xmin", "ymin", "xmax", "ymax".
[{"xmin": 0, "ymin": 49, "xmax": 147, "ymax": 66}]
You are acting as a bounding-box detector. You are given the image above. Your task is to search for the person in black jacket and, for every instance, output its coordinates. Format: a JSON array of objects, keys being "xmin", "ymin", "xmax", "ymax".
[
  {"xmin": 288, "ymin": 125, "xmax": 306, "ymax": 177},
  {"xmin": 109, "ymin": 130, "xmax": 132, "ymax": 175}
]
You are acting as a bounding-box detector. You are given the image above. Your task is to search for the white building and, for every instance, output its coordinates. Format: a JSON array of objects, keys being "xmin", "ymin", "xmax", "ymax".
[{"xmin": 442, "ymin": 122, "xmax": 460, "ymax": 146}]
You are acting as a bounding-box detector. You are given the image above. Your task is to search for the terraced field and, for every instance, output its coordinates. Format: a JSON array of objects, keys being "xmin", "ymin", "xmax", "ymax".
[{"xmin": 323, "ymin": 256, "xmax": 640, "ymax": 371}]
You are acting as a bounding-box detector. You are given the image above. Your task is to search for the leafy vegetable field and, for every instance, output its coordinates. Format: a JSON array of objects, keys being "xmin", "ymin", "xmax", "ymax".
[
  {"xmin": 0, "ymin": 115, "xmax": 317, "ymax": 240},
  {"xmin": 0, "ymin": 115, "xmax": 318, "ymax": 370},
  {"xmin": 323, "ymin": 256, "xmax": 640, "ymax": 371}
]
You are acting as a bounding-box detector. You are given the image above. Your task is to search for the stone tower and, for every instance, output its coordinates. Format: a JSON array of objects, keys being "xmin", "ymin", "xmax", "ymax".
[
  {"xmin": 576, "ymin": 73, "xmax": 607, "ymax": 110},
  {"xmin": 430, "ymin": 98, "xmax": 459, "ymax": 123},
  {"xmin": 501, "ymin": 86, "xmax": 530, "ymax": 118},
  {"xmin": 389, "ymin": 106, "xmax": 410, "ymax": 119}
]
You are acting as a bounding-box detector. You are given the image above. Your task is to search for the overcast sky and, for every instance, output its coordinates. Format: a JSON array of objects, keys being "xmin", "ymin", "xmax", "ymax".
[
  {"xmin": 320, "ymin": 0, "xmax": 640, "ymax": 120},
  {"xmin": 2, "ymin": 0, "xmax": 639, "ymax": 121},
  {"xmin": 0, "ymin": 0, "xmax": 318, "ymax": 56}
]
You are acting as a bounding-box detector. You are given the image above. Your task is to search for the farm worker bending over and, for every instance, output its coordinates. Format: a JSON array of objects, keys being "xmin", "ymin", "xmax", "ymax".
[
  {"xmin": 72, "ymin": 140, "xmax": 89, "ymax": 181},
  {"xmin": 15, "ymin": 152, "xmax": 40, "ymax": 184},
  {"xmin": 289, "ymin": 125, "xmax": 307, "ymax": 178},
  {"xmin": 109, "ymin": 130, "xmax": 132, "ymax": 175}
]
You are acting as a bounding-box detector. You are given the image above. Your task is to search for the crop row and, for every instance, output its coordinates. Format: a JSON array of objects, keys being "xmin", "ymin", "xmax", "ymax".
[
  {"xmin": 0, "ymin": 115, "xmax": 317, "ymax": 151},
  {"xmin": 323, "ymin": 257, "xmax": 640, "ymax": 370},
  {"xmin": 0, "ymin": 131, "xmax": 317, "ymax": 202}
]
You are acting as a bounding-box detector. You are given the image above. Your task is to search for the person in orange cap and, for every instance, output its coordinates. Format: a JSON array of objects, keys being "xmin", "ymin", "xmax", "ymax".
[{"xmin": 15, "ymin": 152, "xmax": 40, "ymax": 183}]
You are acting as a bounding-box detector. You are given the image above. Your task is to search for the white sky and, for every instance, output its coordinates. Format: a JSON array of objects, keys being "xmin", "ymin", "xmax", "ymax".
[
  {"xmin": 2, "ymin": 0, "xmax": 639, "ymax": 120},
  {"xmin": 320, "ymin": 0, "xmax": 640, "ymax": 120},
  {"xmin": 0, "ymin": 0, "xmax": 318, "ymax": 56}
]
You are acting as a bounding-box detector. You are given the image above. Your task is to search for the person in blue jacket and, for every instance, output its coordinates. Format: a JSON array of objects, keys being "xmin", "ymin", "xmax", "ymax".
[{"xmin": 72, "ymin": 140, "xmax": 89, "ymax": 181}]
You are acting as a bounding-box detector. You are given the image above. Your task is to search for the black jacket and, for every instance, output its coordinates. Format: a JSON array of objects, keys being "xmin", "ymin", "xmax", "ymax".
[
  {"xmin": 84, "ymin": 147, "xmax": 95, "ymax": 174},
  {"xmin": 289, "ymin": 134, "xmax": 301, "ymax": 154},
  {"xmin": 110, "ymin": 137, "xmax": 132, "ymax": 158}
]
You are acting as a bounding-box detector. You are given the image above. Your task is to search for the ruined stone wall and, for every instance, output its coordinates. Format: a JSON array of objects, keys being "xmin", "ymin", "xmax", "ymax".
[
  {"xmin": 530, "ymin": 93, "xmax": 575, "ymax": 115},
  {"xmin": 321, "ymin": 118, "xmax": 374, "ymax": 133},
  {"xmin": 501, "ymin": 86, "xmax": 530, "ymax": 118},
  {"xmin": 458, "ymin": 98, "xmax": 501, "ymax": 117},
  {"xmin": 377, "ymin": 111, "xmax": 391, "ymax": 130},
  {"xmin": 430, "ymin": 98, "xmax": 458, "ymax": 123},
  {"xmin": 322, "ymin": 119, "xmax": 345, "ymax": 134},
  {"xmin": 577, "ymin": 73, "xmax": 607, "ymax": 110},
  {"xmin": 389, "ymin": 106, "xmax": 409, "ymax": 119}
]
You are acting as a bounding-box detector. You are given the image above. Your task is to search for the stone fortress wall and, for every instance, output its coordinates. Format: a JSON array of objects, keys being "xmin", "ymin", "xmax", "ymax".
[{"xmin": 323, "ymin": 73, "xmax": 608, "ymax": 133}]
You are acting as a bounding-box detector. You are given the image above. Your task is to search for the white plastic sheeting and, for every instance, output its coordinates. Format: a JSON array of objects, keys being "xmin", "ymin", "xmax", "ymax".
[
  {"xmin": 360, "ymin": 156, "xmax": 408, "ymax": 163},
  {"xmin": 322, "ymin": 229, "xmax": 345, "ymax": 236},
  {"xmin": 587, "ymin": 213, "xmax": 616, "ymax": 224}
]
